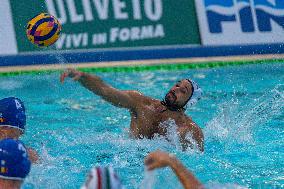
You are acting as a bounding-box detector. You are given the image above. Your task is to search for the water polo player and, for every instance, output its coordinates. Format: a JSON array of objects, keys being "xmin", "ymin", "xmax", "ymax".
[
  {"xmin": 61, "ymin": 69, "xmax": 204, "ymax": 151},
  {"xmin": 0, "ymin": 138, "xmax": 31, "ymax": 188},
  {"xmin": 0, "ymin": 97, "xmax": 39, "ymax": 162}
]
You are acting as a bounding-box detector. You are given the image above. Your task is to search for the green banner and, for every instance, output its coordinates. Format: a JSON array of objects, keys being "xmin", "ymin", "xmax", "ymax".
[{"xmin": 10, "ymin": 0, "xmax": 201, "ymax": 52}]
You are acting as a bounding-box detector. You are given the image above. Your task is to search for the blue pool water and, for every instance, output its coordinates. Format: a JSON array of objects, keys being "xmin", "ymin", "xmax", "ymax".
[{"xmin": 0, "ymin": 63, "xmax": 283, "ymax": 189}]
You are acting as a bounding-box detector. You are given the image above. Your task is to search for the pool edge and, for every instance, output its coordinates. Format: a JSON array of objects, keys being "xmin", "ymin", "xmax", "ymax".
[{"xmin": 0, "ymin": 54, "xmax": 283, "ymax": 76}]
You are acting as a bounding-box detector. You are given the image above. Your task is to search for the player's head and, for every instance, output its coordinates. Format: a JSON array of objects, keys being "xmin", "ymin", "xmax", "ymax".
[
  {"xmin": 81, "ymin": 166, "xmax": 124, "ymax": 189},
  {"xmin": 163, "ymin": 79, "xmax": 202, "ymax": 111},
  {"xmin": 0, "ymin": 138, "xmax": 31, "ymax": 187},
  {"xmin": 0, "ymin": 97, "xmax": 26, "ymax": 138}
]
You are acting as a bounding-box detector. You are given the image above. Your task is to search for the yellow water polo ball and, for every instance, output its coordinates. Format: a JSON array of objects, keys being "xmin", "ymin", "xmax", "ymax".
[{"xmin": 26, "ymin": 13, "xmax": 62, "ymax": 47}]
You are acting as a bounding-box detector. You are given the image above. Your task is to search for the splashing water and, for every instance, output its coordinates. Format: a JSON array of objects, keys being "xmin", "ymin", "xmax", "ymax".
[
  {"xmin": 0, "ymin": 63, "xmax": 283, "ymax": 188},
  {"xmin": 205, "ymin": 182, "xmax": 249, "ymax": 189},
  {"xmin": 158, "ymin": 119, "xmax": 183, "ymax": 150},
  {"xmin": 0, "ymin": 80, "xmax": 23, "ymax": 90},
  {"xmin": 157, "ymin": 119, "xmax": 201, "ymax": 153},
  {"xmin": 139, "ymin": 169, "xmax": 156, "ymax": 189},
  {"xmin": 205, "ymin": 84, "xmax": 284, "ymax": 145},
  {"xmin": 53, "ymin": 51, "xmax": 69, "ymax": 71},
  {"xmin": 54, "ymin": 52, "xmax": 67, "ymax": 65}
]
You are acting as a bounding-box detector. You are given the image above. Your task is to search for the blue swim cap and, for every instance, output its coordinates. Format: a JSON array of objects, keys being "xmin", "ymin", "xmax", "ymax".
[
  {"xmin": 0, "ymin": 97, "xmax": 26, "ymax": 132},
  {"xmin": 0, "ymin": 138, "xmax": 31, "ymax": 180}
]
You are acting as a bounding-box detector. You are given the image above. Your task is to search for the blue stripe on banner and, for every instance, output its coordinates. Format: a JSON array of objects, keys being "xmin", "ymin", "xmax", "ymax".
[
  {"xmin": 30, "ymin": 17, "xmax": 54, "ymax": 36},
  {"xmin": 0, "ymin": 44, "xmax": 284, "ymax": 67}
]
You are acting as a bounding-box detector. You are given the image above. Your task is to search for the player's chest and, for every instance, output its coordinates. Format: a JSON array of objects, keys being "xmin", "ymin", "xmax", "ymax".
[{"xmin": 138, "ymin": 104, "xmax": 184, "ymax": 125}]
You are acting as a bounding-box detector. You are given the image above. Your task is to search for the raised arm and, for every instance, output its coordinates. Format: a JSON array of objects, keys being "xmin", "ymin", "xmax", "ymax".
[
  {"xmin": 145, "ymin": 150, "xmax": 203, "ymax": 189},
  {"xmin": 60, "ymin": 68, "xmax": 143, "ymax": 110}
]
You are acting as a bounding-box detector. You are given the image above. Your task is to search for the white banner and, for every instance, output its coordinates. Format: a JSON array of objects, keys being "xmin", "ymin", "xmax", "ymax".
[
  {"xmin": 0, "ymin": 0, "xmax": 17, "ymax": 55},
  {"xmin": 195, "ymin": 0, "xmax": 284, "ymax": 45}
]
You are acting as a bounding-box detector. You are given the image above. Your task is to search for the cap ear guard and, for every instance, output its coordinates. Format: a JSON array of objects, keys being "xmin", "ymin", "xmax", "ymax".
[{"xmin": 186, "ymin": 79, "xmax": 203, "ymax": 107}]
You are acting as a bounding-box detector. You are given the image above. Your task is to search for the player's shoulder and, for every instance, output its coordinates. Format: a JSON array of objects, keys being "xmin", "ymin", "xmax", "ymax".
[
  {"xmin": 182, "ymin": 115, "xmax": 201, "ymax": 130},
  {"xmin": 125, "ymin": 90, "xmax": 143, "ymax": 96},
  {"xmin": 125, "ymin": 90, "xmax": 151, "ymax": 99},
  {"xmin": 182, "ymin": 114, "xmax": 193, "ymax": 122}
]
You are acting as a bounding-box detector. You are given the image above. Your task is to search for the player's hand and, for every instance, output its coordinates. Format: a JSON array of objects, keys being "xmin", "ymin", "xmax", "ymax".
[
  {"xmin": 60, "ymin": 68, "xmax": 83, "ymax": 83},
  {"xmin": 27, "ymin": 147, "xmax": 39, "ymax": 164},
  {"xmin": 144, "ymin": 150, "xmax": 173, "ymax": 171}
]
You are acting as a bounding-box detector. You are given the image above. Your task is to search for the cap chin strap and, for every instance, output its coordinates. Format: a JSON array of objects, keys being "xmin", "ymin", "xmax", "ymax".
[
  {"xmin": 0, "ymin": 175, "xmax": 25, "ymax": 181},
  {"xmin": 187, "ymin": 79, "xmax": 203, "ymax": 107},
  {"xmin": 160, "ymin": 100, "xmax": 185, "ymax": 112},
  {"xmin": 183, "ymin": 79, "xmax": 195, "ymax": 106},
  {"xmin": 0, "ymin": 125, "xmax": 24, "ymax": 133}
]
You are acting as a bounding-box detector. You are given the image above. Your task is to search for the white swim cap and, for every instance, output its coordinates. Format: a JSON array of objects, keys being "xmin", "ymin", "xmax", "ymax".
[
  {"xmin": 186, "ymin": 79, "xmax": 202, "ymax": 107},
  {"xmin": 81, "ymin": 166, "xmax": 125, "ymax": 189}
]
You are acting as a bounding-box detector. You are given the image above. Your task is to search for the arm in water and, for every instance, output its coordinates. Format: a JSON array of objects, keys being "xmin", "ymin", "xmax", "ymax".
[
  {"xmin": 145, "ymin": 150, "xmax": 203, "ymax": 189},
  {"xmin": 60, "ymin": 68, "xmax": 143, "ymax": 110}
]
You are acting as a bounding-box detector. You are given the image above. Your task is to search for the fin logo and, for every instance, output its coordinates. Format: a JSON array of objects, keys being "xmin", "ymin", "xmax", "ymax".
[{"xmin": 204, "ymin": 0, "xmax": 284, "ymax": 33}]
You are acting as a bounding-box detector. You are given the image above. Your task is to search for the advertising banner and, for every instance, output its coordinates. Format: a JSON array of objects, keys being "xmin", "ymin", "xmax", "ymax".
[
  {"xmin": 195, "ymin": 0, "xmax": 284, "ymax": 45},
  {"xmin": 0, "ymin": 0, "xmax": 17, "ymax": 55},
  {"xmin": 9, "ymin": 0, "xmax": 201, "ymax": 53}
]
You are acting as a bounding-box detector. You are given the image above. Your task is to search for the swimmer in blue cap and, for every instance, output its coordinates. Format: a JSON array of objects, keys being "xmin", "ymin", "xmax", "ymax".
[
  {"xmin": 61, "ymin": 69, "xmax": 204, "ymax": 151},
  {"xmin": 0, "ymin": 138, "xmax": 31, "ymax": 189},
  {"xmin": 0, "ymin": 97, "xmax": 39, "ymax": 163}
]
